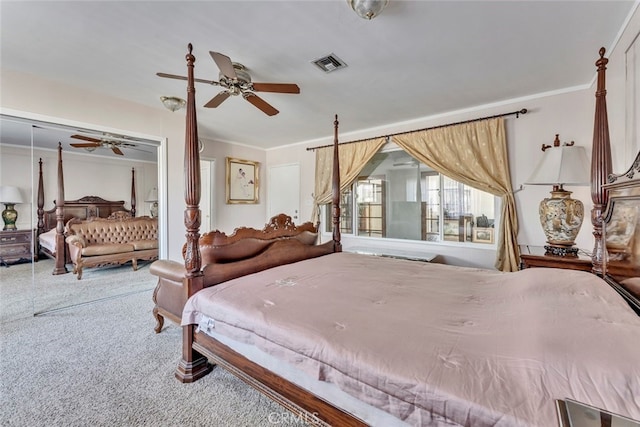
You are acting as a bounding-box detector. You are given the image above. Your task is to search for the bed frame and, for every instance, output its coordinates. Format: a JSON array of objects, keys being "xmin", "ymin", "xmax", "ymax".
[
  {"xmin": 161, "ymin": 45, "xmax": 639, "ymax": 426},
  {"xmin": 36, "ymin": 143, "xmax": 137, "ymax": 274}
]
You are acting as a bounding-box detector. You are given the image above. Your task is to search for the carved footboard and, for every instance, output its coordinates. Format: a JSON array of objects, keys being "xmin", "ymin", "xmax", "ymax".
[{"xmin": 150, "ymin": 214, "xmax": 335, "ymax": 333}]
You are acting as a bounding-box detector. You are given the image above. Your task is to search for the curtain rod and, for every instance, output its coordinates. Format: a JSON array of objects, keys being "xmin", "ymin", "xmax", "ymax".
[{"xmin": 306, "ymin": 108, "xmax": 527, "ymax": 151}]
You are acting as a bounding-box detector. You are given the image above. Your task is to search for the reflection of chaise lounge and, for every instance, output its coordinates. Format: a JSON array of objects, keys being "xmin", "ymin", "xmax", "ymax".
[{"xmin": 65, "ymin": 216, "xmax": 158, "ymax": 279}]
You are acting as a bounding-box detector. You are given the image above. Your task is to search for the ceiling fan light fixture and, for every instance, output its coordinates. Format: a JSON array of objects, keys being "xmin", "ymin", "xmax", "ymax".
[
  {"xmin": 84, "ymin": 146, "xmax": 96, "ymax": 152},
  {"xmin": 347, "ymin": 0, "xmax": 389, "ymax": 20},
  {"xmin": 158, "ymin": 50, "xmax": 299, "ymax": 116},
  {"xmin": 160, "ymin": 96, "xmax": 186, "ymax": 112}
]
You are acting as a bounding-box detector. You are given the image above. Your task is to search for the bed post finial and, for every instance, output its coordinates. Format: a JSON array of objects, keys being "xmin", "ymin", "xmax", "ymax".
[
  {"xmin": 53, "ymin": 142, "xmax": 67, "ymax": 274},
  {"xmin": 37, "ymin": 158, "xmax": 45, "ymax": 235},
  {"xmin": 332, "ymin": 114, "xmax": 342, "ymax": 251},
  {"xmin": 130, "ymin": 167, "xmax": 136, "ymax": 217},
  {"xmin": 590, "ymin": 47, "xmax": 612, "ymax": 275},
  {"xmin": 183, "ymin": 42, "xmax": 202, "ymax": 279}
]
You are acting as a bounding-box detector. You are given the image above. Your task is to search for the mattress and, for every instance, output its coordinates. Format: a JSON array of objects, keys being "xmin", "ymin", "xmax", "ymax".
[
  {"xmin": 183, "ymin": 252, "xmax": 640, "ymax": 426},
  {"xmin": 38, "ymin": 228, "xmax": 57, "ymax": 254}
]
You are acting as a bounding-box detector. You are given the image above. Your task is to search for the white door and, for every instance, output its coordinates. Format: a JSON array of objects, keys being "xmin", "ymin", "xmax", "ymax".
[
  {"xmin": 268, "ymin": 163, "xmax": 300, "ymax": 222},
  {"xmin": 200, "ymin": 159, "xmax": 215, "ymax": 231}
]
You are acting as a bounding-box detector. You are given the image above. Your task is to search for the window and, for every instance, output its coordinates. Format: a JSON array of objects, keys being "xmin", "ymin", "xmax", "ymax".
[
  {"xmin": 325, "ymin": 150, "xmax": 496, "ymax": 245},
  {"xmin": 356, "ymin": 176, "xmax": 385, "ymax": 237}
]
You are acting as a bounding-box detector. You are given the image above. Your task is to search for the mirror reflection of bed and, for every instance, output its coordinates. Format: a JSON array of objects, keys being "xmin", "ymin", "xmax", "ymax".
[
  {"xmin": 602, "ymin": 153, "xmax": 640, "ymax": 310},
  {"xmin": 0, "ymin": 115, "xmax": 162, "ymax": 317}
]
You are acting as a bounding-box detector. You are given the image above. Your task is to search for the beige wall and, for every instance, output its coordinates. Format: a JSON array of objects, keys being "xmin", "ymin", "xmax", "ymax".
[
  {"xmin": 199, "ymin": 139, "xmax": 266, "ymax": 232},
  {"xmin": 1, "ymin": 7, "xmax": 637, "ymax": 268}
]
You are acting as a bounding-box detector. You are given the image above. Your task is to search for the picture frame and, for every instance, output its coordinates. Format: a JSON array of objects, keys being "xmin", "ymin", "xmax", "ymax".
[
  {"xmin": 443, "ymin": 219, "xmax": 459, "ymax": 241},
  {"xmin": 472, "ymin": 227, "xmax": 494, "ymax": 244},
  {"xmin": 226, "ymin": 157, "xmax": 259, "ymax": 204}
]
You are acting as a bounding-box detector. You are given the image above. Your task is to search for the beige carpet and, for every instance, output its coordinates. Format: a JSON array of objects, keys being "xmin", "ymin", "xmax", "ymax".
[
  {"xmin": 0, "ymin": 258, "xmax": 157, "ymax": 323},
  {"xmin": 0, "ymin": 259, "xmax": 307, "ymax": 426}
]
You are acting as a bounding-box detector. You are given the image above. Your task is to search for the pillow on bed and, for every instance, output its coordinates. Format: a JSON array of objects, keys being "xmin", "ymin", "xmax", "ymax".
[{"xmin": 621, "ymin": 278, "xmax": 640, "ymax": 299}]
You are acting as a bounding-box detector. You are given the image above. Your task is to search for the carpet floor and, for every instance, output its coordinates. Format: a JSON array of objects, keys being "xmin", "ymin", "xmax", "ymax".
[{"xmin": 0, "ymin": 260, "xmax": 308, "ymax": 426}]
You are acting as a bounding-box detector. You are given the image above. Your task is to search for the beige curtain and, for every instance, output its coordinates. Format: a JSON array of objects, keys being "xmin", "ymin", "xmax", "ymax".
[
  {"xmin": 394, "ymin": 118, "xmax": 520, "ymax": 271},
  {"xmin": 312, "ymin": 137, "xmax": 386, "ymax": 223}
]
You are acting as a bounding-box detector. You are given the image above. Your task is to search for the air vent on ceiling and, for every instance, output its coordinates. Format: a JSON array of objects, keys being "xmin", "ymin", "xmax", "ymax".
[{"xmin": 311, "ymin": 53, "xmax": 347, "ymax": 73}]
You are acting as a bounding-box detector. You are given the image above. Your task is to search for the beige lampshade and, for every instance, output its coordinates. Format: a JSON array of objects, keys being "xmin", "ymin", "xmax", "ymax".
[
  {"xmin": 146, "ymin": 187, "xmax": 158, "ymax": 202},
  {"xmin": 525, "ymin": 145, "xmax": 590, "ymax": 186},
  {"xmin": 0, "ymin": 186, "xmax": 25, "ymax": 204}
]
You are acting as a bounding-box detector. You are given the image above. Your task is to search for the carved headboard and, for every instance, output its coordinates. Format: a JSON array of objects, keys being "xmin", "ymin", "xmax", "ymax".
[{"xmin": 41, "ymin": 196, "xmax": 129, "ymax": 232}]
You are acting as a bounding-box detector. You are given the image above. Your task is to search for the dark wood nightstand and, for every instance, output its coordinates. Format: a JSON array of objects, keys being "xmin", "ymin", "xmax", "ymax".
[
  {"xmin": 520, "ymin": 253, "xmax": 593, "ymax": 272},
  {"xmin": 0, "ymin": 229, "xmax": 36, "ymax": 266}
]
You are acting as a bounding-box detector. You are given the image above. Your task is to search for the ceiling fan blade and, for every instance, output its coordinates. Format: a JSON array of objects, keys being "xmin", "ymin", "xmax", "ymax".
[
  {"xmin": 70, "ymin": 142, "xmax": 101, "ymax": 148},
  {"xmin": 71, "ymin": 134, "xmax": 102, "ymax": 143},
  {"xmin": 210, "ymin": 51, "xmax": 237, "ymax": 79},
  {"xmin": 157, "ymin": 72, "xmax": 219, "ymax": 86},
  {"xmin": 204, "ymin": 91, "xmax": 231, "ymax": 108},
  {"xmin": 111, "ymin": 146, "xmax": 124, "ymax": 156},
  {"xmin": 251, "ymin": 83, "xmax": 300, "ymax": 94},
  {"xmin": 243, "ymin": 93, "xmax": 279, "ymax": 116},
  {"xmin": 157, "ymin": 72, "xmax": 187, "ymax": 81}
]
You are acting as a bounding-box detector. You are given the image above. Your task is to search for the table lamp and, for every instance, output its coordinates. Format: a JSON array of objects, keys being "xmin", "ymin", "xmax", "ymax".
[
  {"xmin": 146, "ymin": 187, "xmax": 158, "ymax": 218},
  {"xmin": 525, "ymin": 135, "xmax": 590, "ymax": 257},
  {"xmin": 0, "ymin": 186, "xmax": 25, "ymax": 231}
]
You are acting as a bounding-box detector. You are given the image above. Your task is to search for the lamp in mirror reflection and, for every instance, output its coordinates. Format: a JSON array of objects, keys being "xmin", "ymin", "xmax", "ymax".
[
  {"xmin": 146, "ymin": 187, "xmax": 158, "ymax": 218},
  {"xmin": 0, "ymin": 186, "xmax": 25, "ymax": 231},
  {"xmin": 160, "ymin": 96, "xmax": 186, "ymax": 112},
  {"xmin": 347, "ymin": 0, "xmax": 389, "ymax": 20},
  {"xmin": 525, "ymin": 134, "xmax": 590, "ymax": 257}
]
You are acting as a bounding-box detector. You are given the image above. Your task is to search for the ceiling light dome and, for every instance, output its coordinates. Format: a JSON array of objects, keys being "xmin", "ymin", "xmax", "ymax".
[
  {"xmin": 347, "ymin": 0, "xmax": 389, "ymax": 20},
  {"xmin": 160, "ymin": 96, "xmax": 186, "ymax": 112}
]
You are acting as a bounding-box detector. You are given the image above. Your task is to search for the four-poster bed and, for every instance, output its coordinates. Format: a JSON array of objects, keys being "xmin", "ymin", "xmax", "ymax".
[
  {"xmin": 151, "ymin": 45, "xmax": 640, "ymax": 426},
  {"xmin": 36, "ymin": 143, "xmax": 137, "ymax": 274}
]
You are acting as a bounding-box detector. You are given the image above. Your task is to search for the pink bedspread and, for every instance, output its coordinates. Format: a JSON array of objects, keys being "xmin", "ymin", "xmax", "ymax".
[{"xmin": 182, "ymin": 252, "xmax": 640, "ymax": 426}]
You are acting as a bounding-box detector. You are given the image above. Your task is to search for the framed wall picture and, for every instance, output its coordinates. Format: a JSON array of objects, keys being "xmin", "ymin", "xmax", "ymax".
[
  {"xmin": 443, "ymin": 219, "xmax": 459, "ymax": 241},
  {"xmin": 226, "ymin": 157, "xmax": 259, "ymax": 204},
  {"xmin": 472, "ymin": 227, "xmax": 494, "ymax": 244}
]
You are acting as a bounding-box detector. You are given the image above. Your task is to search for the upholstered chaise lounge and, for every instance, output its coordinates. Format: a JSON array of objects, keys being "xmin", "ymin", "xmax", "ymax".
[{"xmin": 66, "ymin": 216, "xmax": 158, "ymax": 279}]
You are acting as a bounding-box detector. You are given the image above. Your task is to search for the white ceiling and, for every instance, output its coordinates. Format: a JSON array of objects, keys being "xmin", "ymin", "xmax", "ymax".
[{"xmin": 0, "ymin": 0, "xmax": 636, "ymax": 157}]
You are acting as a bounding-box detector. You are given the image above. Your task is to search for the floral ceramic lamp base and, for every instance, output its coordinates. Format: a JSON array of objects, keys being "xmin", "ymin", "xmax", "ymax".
[
  {"xmin": 2, "ymin": 203, "xmax": 18, "ymax": 231},
  {"xmin": 539, "ymin": 188, "xmax": 584, "ymax": 257}
]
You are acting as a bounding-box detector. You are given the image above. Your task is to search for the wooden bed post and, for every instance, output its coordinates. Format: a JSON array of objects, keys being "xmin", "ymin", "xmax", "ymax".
[
  {"xmin": 332, "ymin": 114, "xmax": 342, "ymax": 252},
  {"xmin": 175, "ymin": 43, "xmax": 212, "ymax": 383},
  {"xmin": 130, "ymin": 168, "xmax": 136, "ymax": 217},
  {"xmin": 590, "ymin": 47, "xmax": 613, "ymax": 275},
  {"xmin": 52, "ymin": 143, "xmax": 68, "ymax": 275},
  {"xmin": 37, "ymin": 158, "xmax": 45, "ymax": 237}
]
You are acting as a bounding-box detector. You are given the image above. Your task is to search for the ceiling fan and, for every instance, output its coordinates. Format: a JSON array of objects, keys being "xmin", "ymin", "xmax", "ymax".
[
  {"xmin": 70, "ymin": 134, "xmax": 137, "ymax": 156},
  {"xmin": 157, "ymin": 51, "xmax": 300, "ymax": 116}
]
